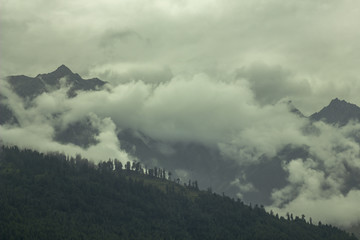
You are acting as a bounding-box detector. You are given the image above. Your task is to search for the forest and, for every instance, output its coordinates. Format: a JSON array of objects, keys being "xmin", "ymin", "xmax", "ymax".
[{"xmin": 0, "ymin": 145, "xmax": 357, "ymax": 240}]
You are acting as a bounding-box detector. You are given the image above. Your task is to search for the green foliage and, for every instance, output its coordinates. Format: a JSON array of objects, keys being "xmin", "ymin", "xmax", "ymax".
[{"xmin": 0, "ymin": 146, "xmax": 357, "ymax": 240}]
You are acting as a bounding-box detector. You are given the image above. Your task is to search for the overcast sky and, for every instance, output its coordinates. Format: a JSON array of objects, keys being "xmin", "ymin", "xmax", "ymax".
[
  {"xmin": 2, "ymin": 0, "xmax": 360, "ymax": 231},
  {"xmin": 2, "ymin": 0, "xmax": 360, "ymax": 114}
]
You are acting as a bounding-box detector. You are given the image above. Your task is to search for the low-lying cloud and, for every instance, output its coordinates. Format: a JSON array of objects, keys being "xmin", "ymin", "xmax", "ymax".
[
  {"xmin": 269, "ymin": 121, "xmax": 360, "ymax": 228},
  {"xmin": 1, "ymin": 69, "xmax": 360, "ymax": 230},
  {"xmin": 0, "ymin": 67, "xmax": 360, "ymax": 231}
]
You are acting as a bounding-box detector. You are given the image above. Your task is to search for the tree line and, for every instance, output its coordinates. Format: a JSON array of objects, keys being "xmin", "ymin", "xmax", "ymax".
[{"xmin": 0, "ymin": 145, "xmax": 357, "ymax": 240}]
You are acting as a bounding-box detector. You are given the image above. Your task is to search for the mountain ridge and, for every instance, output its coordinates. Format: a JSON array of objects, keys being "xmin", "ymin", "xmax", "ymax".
[
  {"xmin": 310, "ymin": 98, "xmax": 360, "ymax": 126},
  {"xmin": 6, "ymin": 65, "xmax": 107, "ymax": 99},
  {"xmin": 6, "ymin": 65, "xmax": 360, "ymax": 126}
]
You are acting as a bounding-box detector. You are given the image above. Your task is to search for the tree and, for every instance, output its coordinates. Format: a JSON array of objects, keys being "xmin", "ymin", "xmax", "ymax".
[
  {"xmin": 135, "ymin": 162, "xmax": 141, "ymax": 173},
  {"xmin": 193, "ymin": 180, "xmax": 199, "ymax": 190},
  {"xmin": 114, "ymin": 159, "xmax": 122, "ymax": 172},
  {"xmin": 131, "ymin": 161, "xmax": 136, "ymax": 171},
  {"xmin": 154, "ymin": 167, "xmax": 158, "ymax": 178},
  {"xmin": 106, "ymin": 159, "xmax": 113, "ymax": 171},
  {"xmin": 125, "ymin": 161, "xmax": 131, "ymax": 171}
]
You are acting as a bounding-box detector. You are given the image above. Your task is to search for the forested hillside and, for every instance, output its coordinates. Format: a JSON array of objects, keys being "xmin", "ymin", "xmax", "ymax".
[{"xmin": 0, "ymin": 146, "xmax": 357, "ymax": 240}]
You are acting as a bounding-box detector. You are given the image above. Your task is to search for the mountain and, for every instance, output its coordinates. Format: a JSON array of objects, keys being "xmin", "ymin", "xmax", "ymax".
[
  {"xmin": 6, "ymin": 64, "xmax": 106, "ymax": 99},
  {"xmin": 53, "ymin": 117, "xmax": 100, "ymax": 148},
  {"xmin": 287, "ymin": 100, "xmax": 306, "ymax": 118},
  {"xmin": 310, "ymin": 98, "xmax": 360, "ymax": 126},
  {"xmin": 0, "ymin": 100, "xmax": 18, "ymax": 125},
  {"xmin": 0, "ymin": 146, "xmax": 357, "ymax": 240},
  {"xmin": 2, "ymin": 66, "xmax": 360, "ymax": 237},
  {"xmin": 0, "ymin": 65, "xmax": 107, "ymax": 127}
]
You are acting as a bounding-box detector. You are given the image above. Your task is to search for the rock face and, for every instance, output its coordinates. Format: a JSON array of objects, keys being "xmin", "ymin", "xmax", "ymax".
[
  {"xmin": 6, "ymin": 64, "xmax": 106, "ymax": 99},
  {"xmin": 0, "ymin": 101, "xmax": 18, "ymax": 125},
  {"xmin": 54, "ymin": 118, "xmax": 100, "ymax": 149},
  {"xmin": 6, "ymin": 75, "xmax": 46, "ymax": 99},
  {"xmin": 310, "ymin": 98, "xmax": 360, "ymax": 126}
]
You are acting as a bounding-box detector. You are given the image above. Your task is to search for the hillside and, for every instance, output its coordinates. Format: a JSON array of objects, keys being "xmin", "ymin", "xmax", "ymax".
[{"xmin": 0, "ymin": 146, "xmax": 357, "ymax": 240}]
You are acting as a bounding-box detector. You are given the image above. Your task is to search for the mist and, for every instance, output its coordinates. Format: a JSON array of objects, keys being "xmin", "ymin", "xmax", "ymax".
[{"xmin": 1, "ymin": 68, "xmax": 360, "ymax": 229}]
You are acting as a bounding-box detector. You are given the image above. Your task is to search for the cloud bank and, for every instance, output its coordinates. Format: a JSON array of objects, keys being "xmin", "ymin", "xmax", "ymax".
[
  {"xmin": 2, "ymin": 0, "xmax": 360, "ymax": 113},
  {"xmin": 2, "ymin": 69, "xmax": 360, "ymax": 229}
]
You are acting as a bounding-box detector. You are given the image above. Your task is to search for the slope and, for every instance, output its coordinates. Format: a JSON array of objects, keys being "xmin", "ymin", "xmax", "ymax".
[{"xmin": 0, "ymin": 146, "xmax": 357, "ymax": 240}]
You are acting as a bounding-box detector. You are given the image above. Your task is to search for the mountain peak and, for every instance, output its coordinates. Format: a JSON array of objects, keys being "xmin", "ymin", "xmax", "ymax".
[
  {"xmin": 36, "ymin": 64, "xmax": 74, "ymax": 82},
  {"xmin": 310, "ymin": 98, "xmax": 360, "ymax": 126},
  {"xmin": 327, "ymin": 98, "xmax": 357, "ymax": 109},
  {"xmin": 53, "ymin": 64, "xmax": 73, "ymax": 76},
  {"xmin": 7, "ymin": 65, "xmax": 106, "ymax": 99},
  {"xmin": 329, "ymin": 98, "xmax": 346, "ymax": 105}
]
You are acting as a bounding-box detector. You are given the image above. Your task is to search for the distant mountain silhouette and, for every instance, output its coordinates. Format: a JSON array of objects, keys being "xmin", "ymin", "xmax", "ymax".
[
  {"xmin": 310, "ymin": 98, "xmax": 360, "ymax": 126},
  {"xmin": 6, "ymin": 65, "xmax": 106, "ymax": 99},
  {"xmin": 286, "ymin": 100, "xmax": 306, "ymax": 118}
]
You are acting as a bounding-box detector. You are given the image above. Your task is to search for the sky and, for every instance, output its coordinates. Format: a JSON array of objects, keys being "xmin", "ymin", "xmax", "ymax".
[
  {"xmin": 2, "ymin": 0, "xmax": 360, "ymax": 115},
  {"xmin": 1, "ymin": 0, "xmax": 360, "ymax": 232}
]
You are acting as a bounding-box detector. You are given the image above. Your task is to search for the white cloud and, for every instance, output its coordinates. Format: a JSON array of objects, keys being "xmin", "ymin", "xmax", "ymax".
[
  {"xmin": 231, "ymin": 176, "xmax": 257, "ymax": 199},
  {"xmin": 269, "ymin": 121, "xmax": 360, "ymax": 228},
  {"xmin": 0, "ymin": 79, "xmax": 131, "ymax": 164},
  {"xmin": 2, "ymin": 0, "xmax": 360, "ymax": 114},
  {"xmin": 271, "ymin": 189, "xmax": 360, "ymax": 228}
]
